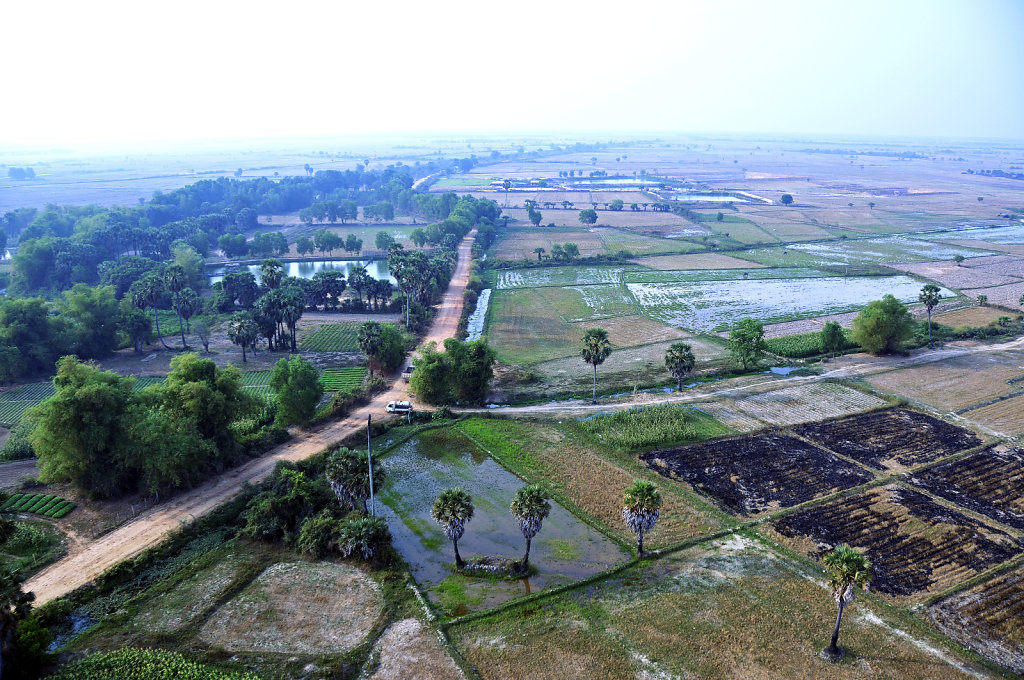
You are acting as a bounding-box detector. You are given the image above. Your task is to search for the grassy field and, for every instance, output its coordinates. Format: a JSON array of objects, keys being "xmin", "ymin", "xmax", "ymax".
[
  {"xmin": 299, "ymin": 322, "xmax": 361, "ymax": 352},
  {"xmin": 866, "ymin": 353, "xmax": 1024, "ymax": 412},
  {"xmin": 319, "ymin": 366, "xmax": 367, "ymax": 391}
]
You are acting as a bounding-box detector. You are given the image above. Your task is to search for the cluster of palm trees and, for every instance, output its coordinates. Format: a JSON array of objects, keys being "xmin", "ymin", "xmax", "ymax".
[
  {"xmin": 581, "ymin": 328, "xmax": 696, "ymax": 404},
  {"xmin": 127, "ymin": 264, "xmax": 202, "ymax": 352}
]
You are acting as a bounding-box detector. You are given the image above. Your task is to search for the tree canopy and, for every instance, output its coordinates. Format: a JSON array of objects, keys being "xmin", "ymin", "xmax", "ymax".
[{"xmin": 851, "ymin": 294, "xmax": 914, "ymax": 355}]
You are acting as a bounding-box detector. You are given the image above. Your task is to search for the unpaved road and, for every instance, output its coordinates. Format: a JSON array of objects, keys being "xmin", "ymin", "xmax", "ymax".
[
  {"xmin": 26, "ymin": 232, "xmax": 476, "ymax": 605},
  {"xmin": 0, "ymin": 460, "xmax": 38, "ymax": 489}
]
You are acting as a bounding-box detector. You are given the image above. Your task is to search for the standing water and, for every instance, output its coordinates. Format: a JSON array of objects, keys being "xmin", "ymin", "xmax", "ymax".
[{"xmin": 465, "ymin": 288, "xmax": 491, "ymax": 342}]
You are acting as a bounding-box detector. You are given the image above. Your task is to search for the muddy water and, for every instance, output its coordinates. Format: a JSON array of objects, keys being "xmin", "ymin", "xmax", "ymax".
[{"xmin": 377, "ymin": 429, "xmax": 628, "ymax": 609}]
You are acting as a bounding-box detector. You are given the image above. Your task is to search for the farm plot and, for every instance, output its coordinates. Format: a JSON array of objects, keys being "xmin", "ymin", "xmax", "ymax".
[
  {"xmin": 735, "ymin": 237, "xmax": 996, "ymax": 268},
  {"xmin": 930, "ymin": 567, "xmax": 1024, "ymax": 675},
  {"xmin": 491, "ymin": 228, "xmax": 607, "ymax": 261},
  {"xmin": 486, "ymin": 288, "xmax": 582, "ymax": 365},
  {"xmin": 630, "ymin": 252, "xmax": 767, "ymax": 270},
  {"xmin": 792, "ymin": 408, "xmax": 982, "ymax": 471},
  {"xmin": 134, "ymin": 559, "xmax": 247, "ymax": 633},
  {"xmin": 299, "ymin": 322, "xmax": 361, "ymax": 352},
  {"xmin": 866, "ymin": 355, "xmax": 1024, "ymax": 412},
  {"xmin": 0, "ymin": 382, "xmax": 54, "ymax": 427},
  {"xmin": 450, "ymin": 536, "xmax": 989, "ymax": 680},
  {"xmin": 622, "ymin": 266, "xmax": 828, "ymax": 284},
  {"xmin": 962, "ymin": 281, "xmax": 1024, "ymax": 309},
  {"xmin": 640, "ymin": 433, "xmax": 874, "ymax": 516},
  {"xmin": 199, "ymin": 561, "xmax": 383, "ymax": 654},
  {"xmin": 963, "ymin": 395, "xmax": 1024, "ymax": 437},
  {"xmin": 888, "ymin": 257, "xmax": 1024, "ymax": 290},
  {"xmin": 237, "ymin": 370, "xmax": 274, "ymax": 398},
  {"xmin": 934, "ymin": 305, "xmax": 1019, "ymax": 328},
  {"xmin": 320, "ymin": 367, "xmax": 367, "ymax": 391},
  {"xmin": 494, "ymin": 266, "xmax": 627, "ymax": 290},
  {"xmin": 625, "ymin": 275, "xmax": 942, "ymax": 332},
  {"xmin": 908, "ymin": 446, "xmax": 1024, "ymax": 531},
  {"xmin": 535, "ymin": 285, "xmax": 635, "ymax": 321},
  {"xmin": 772, "ymin": 485, "xmax": 1022, "ymax": 599},
  {"xmin": 731, "ymin": 383, "xmax": 886, "ymax": 426},
  {"xmin": 593, "ymin": 227, "xmax": 692, "ymax": 255}
]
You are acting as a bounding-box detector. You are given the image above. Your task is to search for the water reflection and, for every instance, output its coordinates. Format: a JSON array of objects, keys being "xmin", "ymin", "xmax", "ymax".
[{"xmin": 208, "ymin": 259, "xmax": 395, "ymax": 285}]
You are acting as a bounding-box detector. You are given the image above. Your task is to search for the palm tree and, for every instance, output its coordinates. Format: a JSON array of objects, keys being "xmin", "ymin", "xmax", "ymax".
[
  {"xmin": 358, "ymin": 321, "xmax": 383, "ymax": 375},
  {"xmin": 821, "ymin": 544, "xmax": 872, "ymax": 661},
  {"xmin": 533, "ymin": 247, "xmax": 546, "ymax": 261},
  {"xmin": 622, "ymin": 480, "xmax": 661, "ymax": 555},
  {"xmin": 510, "ymin": 485, "xmax": 551, "ymax": 572},
  {"xmin": 260, "ymin": 258, "xmax": 284, "ymax": 290},
  {"xmin": 502, "ymin": 179, "xmax": 512, "ymax": 206},
  {"xmin": 581, "ymin": 328, "xmax": 612, "ymax": 404},
  {"xmin": 176, "ymin": 287, "xmax": 199, "ymax": 333},
  {"xmin": 164, "ymin": 264, "xmax": 189, "ymax": 349},
  {"xmin": 918, "ymin": 283, "xmax": 942, "ymax": 348},
  {"xmin": 664, "ymin": 342, "xmax": 695, "ymax": 392},
  {"xmin": 325, "ymin": 446, "xmax": 384, "ymax": 513},
  {"xmin": 226, "ymin": 311, "xmax": 259, "ymax": 362},
  {"xmin": 431, "ymin": 487, "xmax": 474, "ymax": 569},
  {"xmin": 132, "ymin": 273, "xmax": 171, "ymax": 350}
]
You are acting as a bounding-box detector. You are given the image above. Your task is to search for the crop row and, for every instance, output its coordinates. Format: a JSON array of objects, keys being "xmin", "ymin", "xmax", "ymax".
[
  {"xmin": 320, "ymin": 367, "xmax": 367, "ymax": 391},
  {"xmin": 0, "ymin": 381, "xmax": 55, "ymax": 426},
  {"xmin": 765, "ymin": 329, "xmax": 859, "ymax": 358},
  {"xmin": 1, "ymin": 493, "xmax": 76, "ymax": 518},
  {"xmin": 300, "ymin": 323, "xmax": 361, "ymax": 352}
]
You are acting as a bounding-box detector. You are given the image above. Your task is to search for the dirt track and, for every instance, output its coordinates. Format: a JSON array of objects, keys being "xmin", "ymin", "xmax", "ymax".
[
  {"xmin": 0, "ymin": 460, "xmax": 37, "ymax": 489},
  {"xmin": 25, "ymin": 232, "xmax": 476, "ymax": 605}
]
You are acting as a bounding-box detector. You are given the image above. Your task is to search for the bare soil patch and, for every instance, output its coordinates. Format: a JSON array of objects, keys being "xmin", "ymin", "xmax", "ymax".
[
  {"xmin": 199, "ymin": 561, "xmax": 383, "ymax": 654},
  {"xmin": 772, "ymin": 485, "xmax": 1022, "ymax": 598},
  {"xmin": 369, "ymin": 618, "xmax": 465, "ymax": 680},
  {"xmin": 0, "ymin": 460, "xmax": 37, "ymax": 489},
  {"xmin": 793, "ymin": 408, "xmax": 981, "ymax": 471},
  {"xmin": 889, "ymin": 258, "xmax": 1023, "ymax": 290},
  {"xmin": 962, "ymin": 281, "xmax": 1024, "ymax": 309},
  {"xmin": 909, "ymin": 446, "xmax": 1024, "ymax": 531},
  {"xmin": 930, "ymin": 567, "xmax": 1024, "ymax": 675},
  {"xmin": 641, "ymin": 432, "xmax": 874, "ymax": 516}
]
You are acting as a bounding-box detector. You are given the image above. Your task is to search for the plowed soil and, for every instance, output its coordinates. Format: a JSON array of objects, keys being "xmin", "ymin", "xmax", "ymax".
[
  {"xmin": 793, "ymin": 408, "xmax": 981, "ymax": 471},
  {"xmin": 908, "ymin": 446, "xmax": 1024, "ymax": 531},
  {"xmin": 773, "ymin": 485, "xmax": 1022, "ymax": 598},
  {"xmin": 640, "ymin": 433, "xmax": 874, "ymax": 516},
  {"xmin": 930, "ymin": 567, "xmax": 1024, "ymax": 675}
]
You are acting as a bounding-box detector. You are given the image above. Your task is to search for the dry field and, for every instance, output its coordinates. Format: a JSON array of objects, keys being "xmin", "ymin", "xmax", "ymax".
[
  {"xmin": 889, "ymin": 255, "xmax": 1024, "ymax": 290},
  {"xmin": 531, "ymin": 337, "xmax": 730, "ymax": 385},
  {"xmin": 962, "ymin": 281, "xmax": 1024, "ymax": 309},
  {"xmin": 133, "ymin": 559, "xmax": 244, "ymax": 633},
  {"xmin": 963, "ymin": 394, "xmax": 1024, "ymax": 436},
  {"xmin": 630, "ymin": 252, "xmax": 766, "ymax": 270},
  {"xmin": 792, "ymin": 408, "xmax": 982, "ymax": 471},
  {"xmin": 369, "ymin": 618, "xmax": 465, "ymax": 680},
  {"xmin": 772, "ymin": 485, "xmax": 1022, "ymax": 600},
  {"xmin": 934, "ymin": 304, "xmax": 1018, "ymax": 327},
  {"xmin": 458, "ymin": 418, "xmax": 721, "ymax": 548},
  {"xmin": 199, "ymin": 561, "xmax": 383, "ymax": 654},
  {"xmin": 731, "ymin": 382, "xmax": 886, "ymax": 426},
  {"xmin": 866, "ymin": 354, "xmax": 1024, "ymax": 412},
  {"xmin": 499, "ymin": 206, "xmax": 694, "ymax": 232},
  {"xmin": 689, "ymin": 401, "xmax": 767, "ymax": 433},
  {"xmin": 946, "ymin": 240, "xmax": 1024, "ymax": 257},
  {"xmin": 491, "ymin": 229, "xmax": 606, "ymax": 260},
  {"xmin": 931, "ymin": 567, "xmax": 1024, "ymax": 675},
  {"xmin": 573, "ymin": 314, "xmax": 687, "ymax": 347},
  {"xmin": 641, "ymin": 432, "xmax": 874, "ymax": 516},
  {"xmin": 909, "ymin": 446, "xmax": 1024, "ymax": 531}
]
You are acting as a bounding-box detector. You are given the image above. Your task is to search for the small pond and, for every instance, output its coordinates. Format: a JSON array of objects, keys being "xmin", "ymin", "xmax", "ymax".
[
  {"xmin": 208, "ymin": 259, "xmax": 395, "ymax": 285},
  {"xmin": 377, "ymin": 429, "xmax": 628, "ymax": 611}
]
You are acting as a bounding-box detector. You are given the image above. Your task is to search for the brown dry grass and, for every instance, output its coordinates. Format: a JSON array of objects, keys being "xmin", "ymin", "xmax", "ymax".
[
  {"xmin": 492, "ymin": 229, "xmax": 606, "ymax": 260},
  {"xmin": 934, "ymin": 305, "xmax": 1017, "ymax": 327},
  {"xmin": 964, "ymin": 395, "xmax": 1024, "ymax": 436},
  {"xmin": 962, "ymin": 281, "xmax": 1024, "ymax": 309},
  {"xmin": 889, "ymin": 257, "xmax": 1024, "ymax": 290},
  {"xmin": 369, "ymin": 618, "xmax": 465, "ymax": 680},
  {"xmin": 732, "ymin": 383, "xmax": 886, "ymax": 426},
  {"xmin": 630, "ymin": 252, "xmax": 767, "ymax": 270},
  {"xmin": 867, "ymin": 355, "xmax": 1024, "ymax": 411},
  {"xmin": 199, "ymin": 562, "xmax": 383, "ymax": 654},
  {"xmin": 571, "ymin": 315, "xmax": 687, "ymax": 347}
]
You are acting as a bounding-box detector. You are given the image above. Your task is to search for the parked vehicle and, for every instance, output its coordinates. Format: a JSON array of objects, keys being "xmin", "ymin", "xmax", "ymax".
[
  {"xmin": 402, "ymin": 365, "xmax": 415, "ymax": 382},
  {"xmin": 386, "ymin": 400, "xmax": 413, "ymax": 414}
]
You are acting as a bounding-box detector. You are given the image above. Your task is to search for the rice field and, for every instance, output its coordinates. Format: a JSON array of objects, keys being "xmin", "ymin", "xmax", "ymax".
[
  {"xmin": 319, "ymin": 367, "xmax": 367, "ymax": 391},
  {"xmin": 494, "ymin": 266, "xmax": 628, "ymax": 290},
  {"xmin": 963, "ymin": 395, "xmax": 1024, "ymax": 436},
  {"xmin": 731, "ymin": 382, "xmax": 886, "ymax": 426},
  {"xmin": 630, "ymin": 252, "xmax": 768, "ymax": 270},
  {"xmin": 299, "ymin": 323, "xmax": 361, "ymax": 352},
  {"xmin": 0, "ymin": 382, "xmax": 53, "ymax": 426},
  {"xmin": 735, "ymin": 237, "xmax": 997, "ymax": 268},
  {"xmin": 866, "ymin": 355, "xmax": 1024, "ymax": 412}
]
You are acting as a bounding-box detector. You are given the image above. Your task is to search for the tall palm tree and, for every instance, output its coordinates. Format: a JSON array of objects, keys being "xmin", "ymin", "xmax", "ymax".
[
  {"xmin": 665, "ymin": 342, "xmax": 696, "ymax": 392},
  {"xmin": 176, "ymin": 287, "xmax": 199, "ymax": 333},
  {"xmin": 821, "ymin": 544, "xmax": 872, "ymax": 661},
  {"xmin": 358, "ymin": 321, "xmax": 383, "ymax": 375},
  {"xmin": 432, "ymin": 487, "xmax": 474, "ymax": 569},
  {"xmin": 325, "ymin": 446, "xmax": 384, "ymax": 513},
  {"xmin": 510, "ymin": 485, "xmax": 551, "ymax": 572},
  {"xmin": 581, "ymin": 328, "xmax": 612, "ymax": 404},
  {"xmin": 533, "ymin": 247, "xmax": 546, "ymax": 261},
  {"xmin": 132, "ymin": 272, "xmax": 171, "ymax": 350},
  {"xmin": 164, "ymin": 264, "xmax": 189, "ymax": 349},
  {"xmin": 622, "ymin": 480, "xmax": 661, "ymax": 556},
  {"xmin": 502, "ymin": 179, "xmax": 512, "ymax": 207},
  {"xmin": 260, "ymin": 258, "xmax": 284, "ymax": 290},
  {"xmin": 918, "ymin": 283, "xmax": 942, "ymax": 348},
  {"xmin": 226, "ymin": 311, "xmax": 259, "ymax": 362}
]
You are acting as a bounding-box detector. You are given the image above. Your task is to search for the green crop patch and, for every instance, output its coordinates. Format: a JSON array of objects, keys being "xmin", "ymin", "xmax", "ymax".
[
  {"xmin": 319, "ymin": 367, "xmax": 367, "ymax": 391},
  {"xmin": 300, "ymin": 323, "xmax": 361, "ymax": 352},
  {"xmin": 0, "ymin": 381, "xmax": 54, "ymax": 426},
  {"xmin": 2, "ymin": 493, "xmax": 76, "ymax": 518}
]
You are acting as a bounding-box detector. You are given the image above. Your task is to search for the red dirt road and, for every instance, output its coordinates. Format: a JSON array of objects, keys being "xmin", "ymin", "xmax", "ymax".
[{"xmin": 25, "ymin": 232, "xmax": 476, "ymax": 604}]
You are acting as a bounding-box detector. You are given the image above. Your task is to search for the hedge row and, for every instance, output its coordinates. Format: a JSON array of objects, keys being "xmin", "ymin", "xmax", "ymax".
[{"xmin": 1, "ymin": 493, "xmax": 76, "ymax": 518}]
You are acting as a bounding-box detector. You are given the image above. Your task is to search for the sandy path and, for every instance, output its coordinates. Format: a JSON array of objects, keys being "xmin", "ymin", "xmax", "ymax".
[{"xmin": 25, "ymin": 232, "xmax": 476, "ymax": 605}]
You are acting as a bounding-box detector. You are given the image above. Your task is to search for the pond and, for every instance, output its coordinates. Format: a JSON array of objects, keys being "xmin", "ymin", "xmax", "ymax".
[
  {"xmin": 377, "ymin": 429, "xmax": 627, "ymax": 612},
  {"xmin": 208, "ymin": 259, "xmax": 395, "ymax": 285}
]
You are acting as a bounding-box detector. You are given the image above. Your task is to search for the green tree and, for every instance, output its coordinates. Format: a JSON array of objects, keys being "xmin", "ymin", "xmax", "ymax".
[
  {"xmin": 562, "ymin": 242, "xmax": 579, "ymax": 260},
  {"xmin": 527, "ymin": 206, "xmax": 542, "ymax": 227},
  {"xmin": 664, "ymin": 342, "xmax": 695, "ymax": 392},
  {"xmin": 175, "ymin": 287, "xmax": 199, "ymax": 333},
  {"xmin": 130, "ymin": 273, "xmax": 171, "ymax": 350},
  {"xmin": 780, "ymin": 194, "xmax": 794, "ymax": 205},
  {"xmin": 510, "ymin": 485, "xmax": 551, "ymax": 572},
  {"xmin": 953, "ymin": 254, "xmax": 965, "ymax": 267},
  {"xmin": 578, "ymin": 208, "xmax": 598, "ymax": 225},
  {"xmin": 374, "ymin": 323, "xmax": 406, "ymax": 375},
  {"xmin": 918, "ymin": 283, "xmax": 942, "ymax": 348},
  {"xmin": 164, "ymin": 264, "xmax": 189, "ymax": 348},
  {"xmin": 728, "ymin": 318, "xmax": 767, "ymax": 370},
  {"xmin": 270, "ymin": 355, "xmax": 324, "ymax": 426},
  {"xmin": 0, "ymin": 564, "xmax": 34, "ymax": 679},
  {"xmin": 325, "ymin": 447, "xmax": 385, "ymax": 513},
  {"xmin": 431, "ymin": 487, "xmax": 474, "ymax": 569},
  {"xmin": 409, "ymin": 339, "xmax": 494, "ymax": 405},
  {"xmin": 348, "ymin": 265, "xmax": 369, "ymax": 306},
  {"xmin": 357, "ymin": 321, "xmax": 383, "ymax": 375},
  {"xmin": 622, "ymin": 480, "xmax": 661, "ymax": 555},
  {"xmin": 977, "ymin": 294, "xmax": 988, "ymax": 306},
  {"xmin": 533, "ymin": 247, "xmax": 545, "ymax": 261},
  {"xmin": 581, "ymin": 328, "xmax": 612, "ymax": 404},
  {"xmin": 226, "ymin": 311, "xmax": 259, "ymax": 362},
  {"xmin": 295, "ymin": 236, "xmax": 315, "ymax": 256},
  {"xmin": 375, "ymin": 231, "xmax": 395, "ymax": 251},
  {"xmin": 119, "ymin": 302, "xmax": 151, "ymax": 354},
  {"xmin": 59, "ymin": 283, "xmax": 119, "ymax": 359},
  {"xmin": 191, "ymin": 315, "xmax": 212, "ymax": 353},
  {"xmin": 502, "ymin": 179, "xmax": 511, "ymax": 206},
  {"xmin": 259, "ymin": 259, "xmax": 283, "ymax": 290},
  {"xmin": 851, "ymin": 295, "xmax": 913, "ymax": 355},
  {"xmin": 820, "ymin": 321, "xmax": 845, "ymax": 358},
  {"xmin": 609, "ymin": 199, "xmax": 624, "ymax": 211},
  {"xmin": 410, "ymin": 228, "xmax": 428, "ymax": 247},
  {"xmin": 821, "ymin": 544, "xmax": 872, "ymax": 661}
]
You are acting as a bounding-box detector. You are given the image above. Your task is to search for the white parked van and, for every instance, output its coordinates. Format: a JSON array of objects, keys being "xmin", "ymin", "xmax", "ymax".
[{"xmin": 386, "ymin": 400, "xmax": 413, "ymax": 414}]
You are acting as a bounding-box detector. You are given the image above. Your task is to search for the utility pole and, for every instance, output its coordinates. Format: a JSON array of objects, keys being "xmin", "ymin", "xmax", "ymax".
[{"xmin": 367, "ymin": 413, "xmax": 375, "ymax": 517}]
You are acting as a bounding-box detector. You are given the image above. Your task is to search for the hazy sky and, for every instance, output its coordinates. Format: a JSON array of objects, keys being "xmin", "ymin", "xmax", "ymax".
[{"xmin": 3, "ymin": 0, "xmax": 1022, "ymax": 147}]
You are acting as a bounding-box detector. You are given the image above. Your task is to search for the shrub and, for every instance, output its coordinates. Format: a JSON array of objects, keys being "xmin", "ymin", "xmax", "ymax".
[
  {"xmin": 49, "ymin": 648, "xmax": 260, "ymax": 680},
  {"xmin": 297, "ymin": 511, "xmax": 340, "ymax": 558},
  {"xmin": 851, "ymin": 294, "xmax": 914, "ymax": 354},
  {"xmin": 433, "ymin": 406, "xmax": 453, "ymax": 421},
  {"xmin": 337, "ymin": 516, "xmax": 391, "ymax": 563},
  {"xmin": 0, "ymin": 421, "xmax": 35, "ymax": 461}
]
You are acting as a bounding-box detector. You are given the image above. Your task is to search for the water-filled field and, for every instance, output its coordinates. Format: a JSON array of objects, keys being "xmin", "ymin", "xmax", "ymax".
[
  {"xmin": 736, "ymin": 236, "xmax": 996, "ymax": 267},
  {"xmin": 209, "ymin": 258, "xmax": 394, "ymax": 285}
]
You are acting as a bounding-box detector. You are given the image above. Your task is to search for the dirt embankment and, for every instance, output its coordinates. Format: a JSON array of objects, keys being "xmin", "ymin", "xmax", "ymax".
[{"xmin": 25, "ymin": 232, "xmax": 476, "ymax": 605}]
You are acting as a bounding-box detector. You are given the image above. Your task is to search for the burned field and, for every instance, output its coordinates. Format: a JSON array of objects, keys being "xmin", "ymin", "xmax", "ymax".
[
  {"xmin": 908, "ymin": 446, "xmax": 1024, "ymax": 531},
  {"xmin": 640, "ymin": 433, "xmax": 874, "ymax": 516},
  {"xmin": 930, "ymin": 567, "xmax": 1024, "ymax": 675},
  {"xmin": 773, "ymin": 485, "xmax": 1022, "ymax": 598},
  {"xmin": 793, "ymin": 408, "xmax": 981, "ymax": 471}
]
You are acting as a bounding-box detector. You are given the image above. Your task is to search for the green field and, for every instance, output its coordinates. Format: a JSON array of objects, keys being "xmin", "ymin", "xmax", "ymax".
[
  {"xmin": 319, "ymin": 366, "xmax": 367, "ymax": 391},
  {"xmin": 0, "ymin": 382, "xmax": 54, "ymax": 426},
  {"xmin": 300, "ymin": 323, "xmax": 361, "ymax": 352}
]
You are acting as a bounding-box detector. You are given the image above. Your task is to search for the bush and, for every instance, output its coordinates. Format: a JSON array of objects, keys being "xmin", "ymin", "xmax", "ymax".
[
  {"xmin": 297, "ymin": 511, "xmax": 340, "ymax": 558},
  {"xmin": 0, "ymin": 421, "xmax": 35, "ymax": 461},
  {"xmin": 432, "ymin": 406, "xmax": 453, "ymax": 421},
  {"xmin": 49, "ymin": 648, "xmax": 260, "ymax": 680},
  {"xmin": 337, "ymin": 516, "xmax": 391, "ymax": 563}
]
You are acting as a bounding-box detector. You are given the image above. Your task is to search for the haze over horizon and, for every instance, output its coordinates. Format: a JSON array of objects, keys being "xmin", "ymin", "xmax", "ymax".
[{"xmin": 3, "ymin": 0, "xmax": 1023, "ymax": 148}]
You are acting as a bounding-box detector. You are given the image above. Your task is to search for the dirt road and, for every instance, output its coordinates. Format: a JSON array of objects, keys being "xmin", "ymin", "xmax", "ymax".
[
  {"xmin": 0, "ymin": 460, "xmax": 37, "ymax": 490},
  {"xmin": 25, "ymin": 232, "xmax": 476, "ymax": 605}
]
